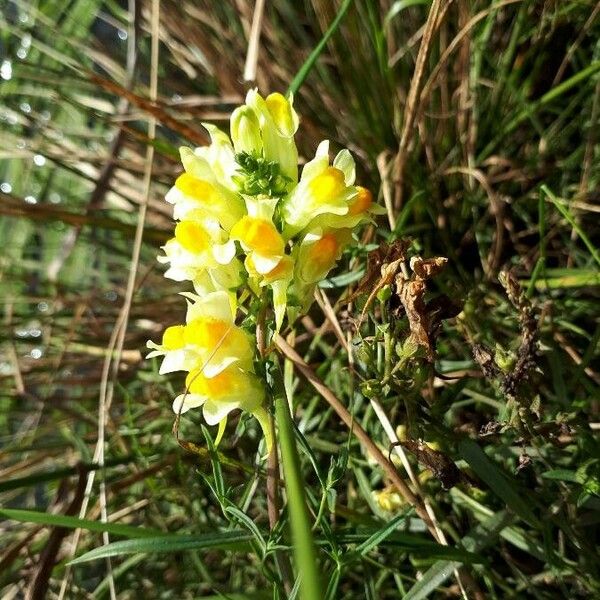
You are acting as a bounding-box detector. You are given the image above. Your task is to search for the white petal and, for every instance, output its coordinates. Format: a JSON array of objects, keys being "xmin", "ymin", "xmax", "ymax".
[
  {"xmin": 186, "ymin": 290, "xmax": 233, "ymax": 322},
  {"xmin": 212, "ymin": 239, "xmax": 236, "ymax": 265},
  {"xmin": 333, "ymin": 149, "xmax": 356, "ymax": 185},
  {"xmin": 163, "ymin": 266, "xmax": 189, "ymax": 281},
  {"xmin": 180, "ymin": 147, "xmax": 213, "ymax": 180},
  {"xmin": 165, "ymin": 186, "xmax": 184, "ymax": 205},
  {"xmin": 252, "ymin": 253, "xmax": 282, "ymax": 274},
  {"xmin": 159, "ymin": 349, "xmax": 187, "ymax": 374},
  {"xmin": 203, "ymin": 356, "xmax": 239, "ymax": 378},
  {"xmin": 315, "ymin": 140, "xmax": 329, "ymax": 158},
  {"xmin": 173, "ymin": 393, "xmax": 206, "ymax": 415},
  {"xmin": 202, "ymin": 399, "xmax": 240, "ymax": 425},
  {"xmin": 303, "ymin": 230, "xmax": 323, "ymax": 243}
]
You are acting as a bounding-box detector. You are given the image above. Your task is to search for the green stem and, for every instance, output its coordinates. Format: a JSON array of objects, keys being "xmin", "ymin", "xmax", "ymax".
[{"xmin": 272, "ymin": 363, "xmax": 322, "ymax": 600}]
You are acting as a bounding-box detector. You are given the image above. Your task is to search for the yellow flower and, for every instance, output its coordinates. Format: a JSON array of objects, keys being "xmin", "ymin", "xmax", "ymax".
[
  {"xmin": 295, "ymin": 228, "xmax": 352, "ymax": 285},
  {"xmin": 183, "ymin": 291, "xmax": 253, "ymax": 376},
  {"xmin": 172, "ymin": 365, "xmax": 264, "ymax": 425},
  {"xmin": 166, "ymin": 168, "xmax": 244, "ymax": 232},
  {"xmin": 289, "ymin": 228, "xmax": 353, "ymax": 312},
  {"xmin": 282, "ymin": 141, "xmax": 357, "ymax": 232},
  {"xmin": 230, "ymin": 105, "xmax": 262, "ymax": 156},
  {"xmin": 158, "ymin": 218, "xmax": 241, "ymax": 293},
  {"xmin": 147, "ymin": 324, "xmax": 197, "ymax": 374},
  {"xmin": 185, "ymin": 124, "xmax": 240, "ymax": 190},
  {"xmin": 282, "ymin": 142, "xmax": 383, "ymax": 234},
  {"xmin": 150, "ymin": 91, "xmax": 385, "ymax": 448},
  {"xmin": 172, "ymin": 362, "xmax": 272, "ymax": 450},
  {"xmin": 372, "ymin": 488, "xmax": 405, "ymax": 512},
  {"xmin": 230, "ymin": 215, "xmax": 286, "ymax": 274}
]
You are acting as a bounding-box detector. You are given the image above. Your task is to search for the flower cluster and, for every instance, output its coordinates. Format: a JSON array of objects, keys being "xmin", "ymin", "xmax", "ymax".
[
  {"xmin": 148, "ymin": 90, "xmax": 382, "ymax": 438},
  {"xmin": 147, "ymin": 290, "xmax": 269, "ymax": 441}
]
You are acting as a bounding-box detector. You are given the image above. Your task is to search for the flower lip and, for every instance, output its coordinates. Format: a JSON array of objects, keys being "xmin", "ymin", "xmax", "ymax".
[
  {"xmin": 348, "ymin": 186, "xmax": 373, "ymax": 215},
  {"xmin": 308, "ymin": 167, "xmax": 347, "ymax": 206},
  {"xmin": 230, "ymin": 216, "xmax": 285, "ymax": 257},
  {"xmin": 174, "ymin": 221, "xmax": 211, "ymax": 254}
]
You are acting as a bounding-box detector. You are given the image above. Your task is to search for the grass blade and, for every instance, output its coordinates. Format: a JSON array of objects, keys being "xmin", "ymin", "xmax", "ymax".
[
  {"xmin": 459, "ymin": 439, "xmax": 540, "ymax": 527},
  {"xmin": 287, "ymin": 0, "xmax": 354, "ymax": 95},
  {"xmin": 0, "ymin": 508, "xmax": 161, "ymax": 538},
  {"xmin": 69, "ymin": 531, "xmax": 254, "ymax": 565}
]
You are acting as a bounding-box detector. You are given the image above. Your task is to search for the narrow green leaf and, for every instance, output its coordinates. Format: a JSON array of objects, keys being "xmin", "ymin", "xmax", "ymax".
[
  {"xmin": 542, "ymin": 470, "xmax": 581, "ymax": 483},
  {"xmin": 0, "ymin": 456, "xmax": 137, "ymax": 492},
  {"xmin": 0, "ymin": 508, "xmax": 160, "ymax": 538},
  {"xmin": 542, "ymin": 185, "xmax": 600, "ymax": 269},
  {"xmin": 69, "ymin": 531, "xmax": 254, "ymax": 565},
  {"xmin": 354, "ymin": 511, "xmax": 411, "ymax": 556},
  {"xmin": 403, "ymin": 560, "xmax": 459, "ymax": 600},
  {"xmin": 335, "ymin": 531, "xmax": 483, "ymax": 563},
  {"xmin": 273, "ymin": 361, "xmax": 322, "ymax": 600},
  {"xmin": 385, "ymin": 0, "xmax": 431, "ymax": 25},
  {"xmin": 287, "ymin": 0, "xmax": 354, "ymax": 95},
  {"xmin": 459, "ymin": 439, "xmax": 540, "ymax": 527}
]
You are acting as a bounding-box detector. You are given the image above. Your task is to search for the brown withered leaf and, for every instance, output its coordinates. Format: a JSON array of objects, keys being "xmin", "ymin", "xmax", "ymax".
[
  {"xmin": 393, "ymin": 439, "xmax": 462, "ymax": 490},
  {"xmin": 395, "ymin": 255, "xmax": 448, "ymax": 360},
  {"xmin": 398, "ymin": 276, "xmax": 431, "ymax": 356},
  {"xmin": 410, "ymin": 256, "xmax": 448, "ymax": 279},
  {"xmin": 345, "ymin": 239, "xmax": 410, "ymax": 307}
]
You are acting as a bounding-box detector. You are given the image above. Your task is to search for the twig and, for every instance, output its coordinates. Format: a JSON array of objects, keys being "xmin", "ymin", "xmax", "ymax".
[
  {"xmin": 392, "ymin": 0, "xmax": 445, "ymax": 211},
  {"xmin": 243, "ymin": 0, "xmax": 266, "ymax": 82},
  {"xmin": 57, "ymin": 1, "xmax": 160, "ymax": 597}
]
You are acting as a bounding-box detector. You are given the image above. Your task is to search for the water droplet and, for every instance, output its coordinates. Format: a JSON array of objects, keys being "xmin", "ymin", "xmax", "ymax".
[
  {"xmin": 16, "ymin": 48, "xmax": 27, "ymax": 60},
  {"xmin": 171, "ymin": 93, "xmax": 182, "ymax": 102},
  {"xmin": 41, "ymin": 110, "xmax": 51, "ymax": 121},
  {"xmin": 0, "ymin": 60, "xmax": 12, "ymax": 81},
  {"xmin": 117, "ymin": 29, "xmax": 128, "ymax": 40},
  {"xmin": 24, "ymin": 195, "xmax": 37, "ymax": 204},
  {"xmin": 105, "ymin": 290, "xmax": 118, "ymax": 301},
  {"xmin": 20, "ymin": 102, "xmax": 31, "ymax": 113},
  {"xmin": 0, "ymin": 182, "xmax": 12, "ymax": 193},
  {"xmin": 30, "ymin": 348, "xmax": 43, "ymax": 359},
  {"xmin": 37, "ymin": 301, "xmax": 49, "ymax": 312},
  {"xmin": 29, "ymin": 328, "xmax": 42, "ymax": 338},
  {"xmin": 49, "ymin": 192, "xmax": 61, "ymax": 204},
  {"xmin": 16, "ymin": 140, "xmax": 26, "ymax": 149},
  {"xmin": 22, "ymin": 34, "xmax": 32, "ymax": 49},
  {"xmin": 0, "ymin": 361, "xmax": 12, "ymax": 376},
  {"xmin": 7, "ymin": 114, "xmax": 18, "ymax": 125},
  {"xmin": 33, "ymin": 154, "xmax": 46, "ymax": 166},
  {"xmin": 19, "ymin": 13, "xmax": 29, "ymax": 24}
]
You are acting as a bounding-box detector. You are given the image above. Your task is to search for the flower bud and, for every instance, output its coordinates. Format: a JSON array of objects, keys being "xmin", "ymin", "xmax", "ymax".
[{"xmin": 230, "ymin": 106, "xmax": 262, "ymax": 155}]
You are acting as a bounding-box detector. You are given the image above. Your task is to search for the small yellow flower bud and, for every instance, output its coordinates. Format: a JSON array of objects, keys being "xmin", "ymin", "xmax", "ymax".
[{"xmin": 230, "ymin": 106, "xmax": 262, "ymax": 155}]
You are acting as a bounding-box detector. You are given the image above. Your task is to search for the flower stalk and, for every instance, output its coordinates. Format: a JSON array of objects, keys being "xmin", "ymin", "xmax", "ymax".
[{"xmin": 271, "ymin": 360, "xmax": 322, "ymax": 600}]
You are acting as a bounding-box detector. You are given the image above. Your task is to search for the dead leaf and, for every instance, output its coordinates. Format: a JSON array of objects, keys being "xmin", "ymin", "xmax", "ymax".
[
  {"xmin": 395, "ymin": 254, "xmax": 448, "ymax": 360},
  {"xmin": 345, "ymin": 239, "xmax": 410, "ymax": 307},
  {"xmin": 397, "ymin": 276, "xmax": 432, "ymax": 357},
  {"xmin": 410, "ymin": 256, "xmax": 447, "ymax": 279},
  {"xmin": 394, "ymin": 439, "xmax": 462, "ymax": 490}
]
